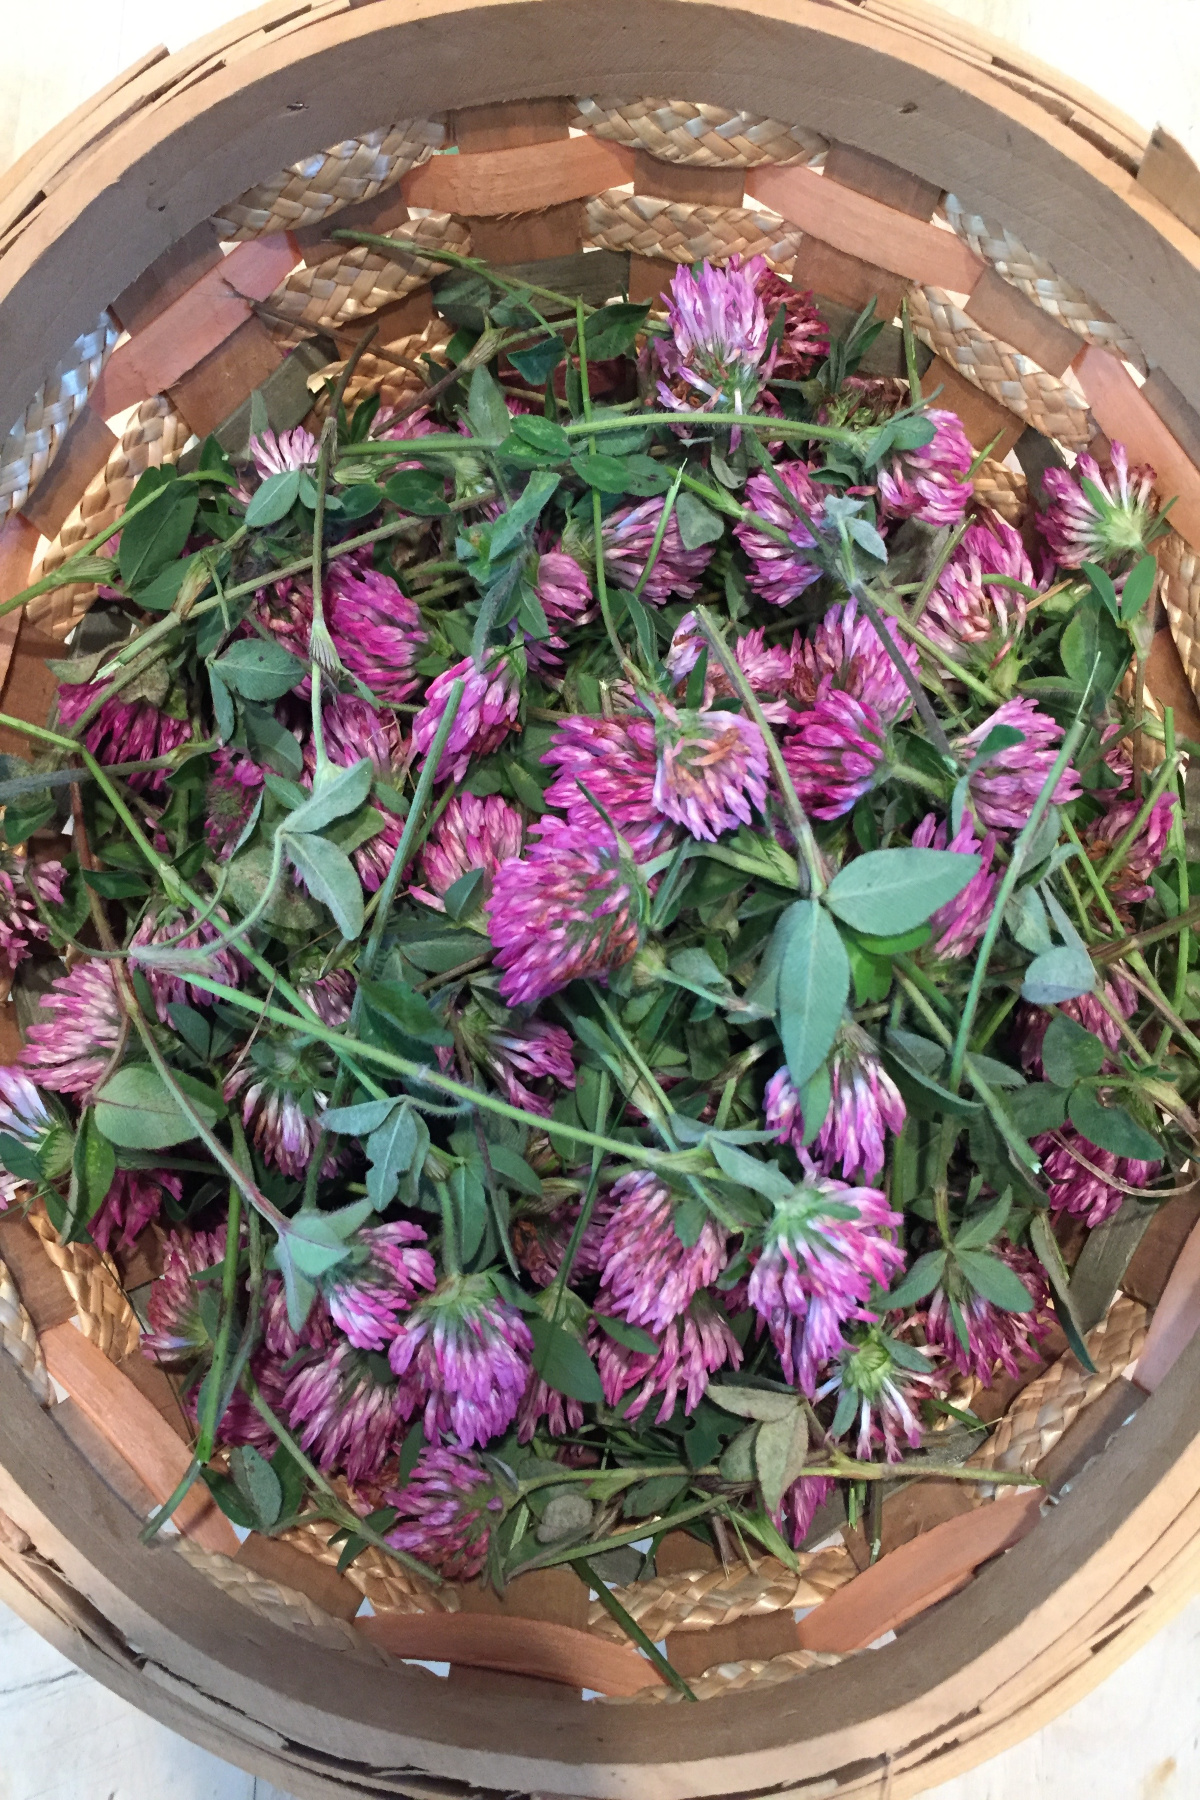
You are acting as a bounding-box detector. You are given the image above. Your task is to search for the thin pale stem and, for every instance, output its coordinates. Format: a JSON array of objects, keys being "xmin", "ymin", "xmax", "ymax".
[{"xmin": 693, "ymin": 606, "xmax": 826, "ymax": 895}]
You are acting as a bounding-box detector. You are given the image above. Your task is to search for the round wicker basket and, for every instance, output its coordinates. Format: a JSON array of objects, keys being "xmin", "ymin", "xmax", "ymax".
[{"xmin": 4, "ymin": 4, "xmax": 1200, "ymax": 1796}]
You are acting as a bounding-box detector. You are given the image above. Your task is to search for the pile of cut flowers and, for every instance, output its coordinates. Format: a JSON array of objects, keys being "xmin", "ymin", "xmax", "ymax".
[{"xmin": 0, "ymin": 243, "xmax": 1194, "ymax": 1691}]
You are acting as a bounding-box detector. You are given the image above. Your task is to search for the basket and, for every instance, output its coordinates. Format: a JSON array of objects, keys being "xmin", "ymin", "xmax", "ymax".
[{"xmin": 4, "ymin": 2, "xmax": 1200, "ymax": 1795}]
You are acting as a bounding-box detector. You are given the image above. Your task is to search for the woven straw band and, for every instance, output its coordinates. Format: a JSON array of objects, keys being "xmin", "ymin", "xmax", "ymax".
[
  {"xmin": 969, "ymin": 1294, "xmax": 1148, "ymax": 1482},
  {"xmin": 604, "ymin": 1645, "xmax": 843, "ymax": 1704},
  {"xmin": 27, "ymin": 1207, "xmax": 141, "ymax": 1363},
  {"xmin": 586, "ymin": 1547, "xmax": 856, "ymax": 1642},
  {"xmin": 0, "ymin": 314, "xmax": 118, "ymax": 525},
  {"xmin": 211, "ymin": 120, "xmax": 446, "ymax": 241},
  {"xmin": 0, "ymin": 1254, "xmax": 52, "ymax": 1405},
  {"xmin": 1158, "ymin": 529, "xmax": 1200, "ymax": 701},
  {"xmin": 263, "ymin": 215, "xmax": 470, "ymax": 348},
  {"xmin": 584, "ymin": 189, "xmax": 801, "ymax": 268},
  {"xmin": 972, "ymin": 457, "xmax": 1028, "ymax": 526},
  {"xmin": 944, "ymin": 194, "xmax": 1146, "ymax": 375},
  {"xmin": 305, "ymin": 319, "xmax": 454, "ymax": 421},
  {"xmin": 571, "ymin": 97, "xmax": 827, "ymax": 167},
  {"xmin": 174, "ymin": 1540, "xmax": 391, "ymax": 1661},
  {"xmin": 279, "ymin": 1500, "xmax": 455, "ymax": 1616},
  {"xmin": 910, "ymin": 284, "xmax": 1094, "ymax": 447},
  {"xmin": 31, "ymin": 398, "xmax": 191, "ymax": 637}
]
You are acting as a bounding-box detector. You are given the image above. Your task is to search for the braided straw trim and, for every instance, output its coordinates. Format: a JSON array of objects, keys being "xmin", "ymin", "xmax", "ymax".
[
  {"xmin": 174, "ymin": 1540, "xmax": 391, "ymax": 1662},
  {"xmin": 1117, "ymin": 662, "xmax": 1166, "ymax": 769},
  {"xmin": 30, "ymin": 398, "xmax": 191, "ymax": 636},
  {"xmin": 278, "ymin": 1502, "xmax": 456, "ymax": 1616},
  {"xmin": 211, "ymin": 120, "xmax": 445, "ymax": 241},
  {"xmin": 262, "ymin": 215, "xmax": 470, "ymax": 350},
  {"xmin": 26, "ymin": 1207, "xmax": 140, "ymax": 1363},
  {"xmin": 571, "ymin": 97, "xmax": 826, "ymax": 168},
  {"xmin": 1157, "ymin": 528, "xmax": 1200, "ymax": 704},
  {"xmin": 586, "ymin": 1547, "xmax": 856, "ymax": 1643},
  {"xmin": 0, "ymin": 1253, "xmax": 52, "ymax": 1405},
  {"xmin": 969, "ymin": 1294, "xmax": 1148, "ymax": 1481},
  {"xmin": 0, "ymin": 314, "xmax": 119, "ymax": 524},
  {"xmin": 910, "ymin": 283, "xmax": 1093, "ymax": 447},
  {"xmin": 585, "ymin": 190, "xmax": 801, "ymax": 269},
  {"xmin": 305, "ymin": 318, "xmax": 454, "ymax": 421},
  {"xmin": 604, "ymin": 1646, "xmax": 843, "ymax": 1704},
  {"xmin": 944, "ymin": 194, "xmax": 1146, "ymax": 376},
  {"xmin": 971, "ymin": 457, "xmax": 1028, "ymax": 525}
]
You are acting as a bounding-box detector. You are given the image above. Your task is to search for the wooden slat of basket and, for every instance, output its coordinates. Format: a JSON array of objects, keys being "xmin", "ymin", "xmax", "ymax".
[
  {"xmin": 89, "ymin": 234, "xmax": 300, "ymax": 420},
  {"xmin": 0, "ymin": 1213, "xmax": 73, "ymax": 1335},
  {"xmin": 823, "ymin": 142, "xmax": 941, "ymax": 221},
  {"xmin": 39, "ymin": 1322, "xmax": 237, "ymax": 1555},
  {"xmin": 963, "ymin": 265, "xmax": 1084, "ymax": 379},
  {"xmin": 403, "ymin": 134, "xmax": 634, "ymax": 217},
  {"xmin": 921, "ymin": 354, "xmax": 1024, "ymax": 460},
  {"xmin": 1137, "ymin": 125, "xmax": 1200, "ymax": 238},
  {"xmin": 1131, "ymin": 1217, "xmax": 1200, "ymax": 1395},
  {"xmin": 796, "ymin": 1491, "xmax": 1044, "ymax": 1654},
  {"xmin": 451, "ymin": 98, "xmax": 584, "ymax": 266},
  {"xmin": 745, "ymin": 163, "xmax": 983, "ymax": 291},
  {"xmin": 168, "ymin": 317, "xmax": 286, "ymax": 441},
  {"xmin": 111, "ymin": 221, "xmax": 227, "ymax": 337},
  {"xmin": 357, "ymin": 1608, "xmax": 665, "ymax": 1696}
]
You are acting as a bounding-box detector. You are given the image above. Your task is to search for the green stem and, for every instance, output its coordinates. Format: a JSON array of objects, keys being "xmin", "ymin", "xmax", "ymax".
[
  {"xmin": 140, "ymin": 1458, "xmax": 203, "ymax": 1544},
  {"xmin": 305, "ymin": 680, "xmax": 466, "ymax": 1205},
  {"xmin": 510, "ymin": 1498, "xmax": 721, "ymax": 1574},
  {"xmin": 1095, "ymin": 747, "xmax": 1180, "ymax": 888},
  {"xmin": 948, "ymin": 709, "xmax": 1091, "ymax": 1092},
  {"xmin": 574, "ymin": 1559, "xmax": 697, "ymax": 1701},
  {"xmin": 161, "ymin": 967, "xmax": 673, "ymax": 1169},
  {"xmin": 909, "ymin": 517, "xmax": 970, "ymax": 624},
  {"xmin": 195, "ymin": 1181, "xmax": 243, "ymax": 1462},
  {"xmin": 336, "ymin": 233, "xmax": 602, "ymax": 320},
  {"xmin": 693, "ymin": 606, "xmax": 826, "ymax": 895},
  {"xmin": 549, "ymin": 1069, "xmax": 611, "ymax": 1327},
  {"xmin": 632, "ymin": 463, "xmax": 686, "ymax": 603}
]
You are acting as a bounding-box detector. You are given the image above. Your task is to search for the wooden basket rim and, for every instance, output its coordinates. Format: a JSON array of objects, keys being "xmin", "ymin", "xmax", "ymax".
[
  {"xmin": 3, "ymin": 0, "xmax": 1200, "ymax": 431},
  {"xmin": 3, "ymin": 4, "xmax": 1200, "ymax": 1796}
]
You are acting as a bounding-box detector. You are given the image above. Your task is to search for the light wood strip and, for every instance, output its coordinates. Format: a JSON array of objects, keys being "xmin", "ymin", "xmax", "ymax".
[
  {"xmin": 39, "ymin": 1323, "xmax": 237, "ymax": 1558},
  {"xmin": 402, "ymin": 133, "xmax": 634, "ymax": 216},
  {"xmin": 746, "ymin": 161, "xmax": 984, "ymax": 290},
  {"xmin": 795, "ymin": 1491, "xmax": 1043, "ymax": 1653},
  {"xmin": 356, "ymin": 1609, "xmax": 664, "ymax": 1696},
  {"xmin": 89, "ymin": 233, "xmax": 299, "ymax": 419}
]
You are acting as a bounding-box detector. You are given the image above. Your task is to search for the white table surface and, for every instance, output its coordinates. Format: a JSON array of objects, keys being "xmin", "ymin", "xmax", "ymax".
[{"xmin": 3, "ymin": 2, "xmax": 1200, "ymax": 1795}]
